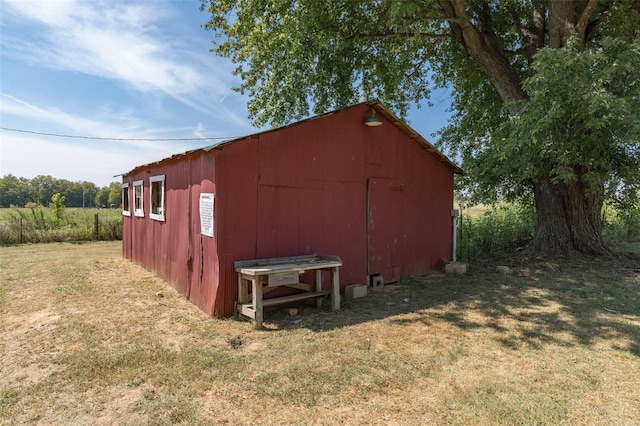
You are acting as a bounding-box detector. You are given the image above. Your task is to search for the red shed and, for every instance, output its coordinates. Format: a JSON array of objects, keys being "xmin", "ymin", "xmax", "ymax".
[{"xmin": 121, "ymin": 100, "xmax": 462, "ymax": 317}]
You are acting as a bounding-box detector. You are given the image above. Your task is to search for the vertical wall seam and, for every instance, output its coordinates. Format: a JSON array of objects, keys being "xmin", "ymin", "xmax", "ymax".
[{"xmin": 186, "ymin": 156, "xmax": 192, "ymax": 299}]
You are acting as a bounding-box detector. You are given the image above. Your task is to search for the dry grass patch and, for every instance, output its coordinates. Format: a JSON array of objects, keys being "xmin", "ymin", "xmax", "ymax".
[{"xmin": 1, "ymin": 242, "xmax": 639, "ymax": 425}]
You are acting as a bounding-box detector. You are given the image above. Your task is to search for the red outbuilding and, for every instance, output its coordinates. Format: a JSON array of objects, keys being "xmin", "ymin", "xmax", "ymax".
[{"xmin": 121, "ymin": 100, "xmax": 462, "ymax": 317}]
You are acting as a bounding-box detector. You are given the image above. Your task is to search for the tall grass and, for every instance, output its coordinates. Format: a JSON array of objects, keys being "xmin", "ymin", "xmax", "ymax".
[
  {"xmin": 603, "ymin": 203, "xmax": 640, "ymax": 243},
  {"xmin": 457, "ymin": 203, "xmax": 535, "ymax": 260},
  {"xmin": 0, "ymin": 206, "xmax": 122, "ymax": 245},
  {"xmin": 456, "ymin": 201, "xmax": 640, "ymax": 260}
]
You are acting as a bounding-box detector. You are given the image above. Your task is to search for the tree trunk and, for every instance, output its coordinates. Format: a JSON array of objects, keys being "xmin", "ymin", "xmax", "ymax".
[
  {"xmin": 529, "ymin": 174, "xmax": 610, "ymax": 255},
  {"xmin": 439, "ymin": 0, "xmax": 612, "ymax": 256}
]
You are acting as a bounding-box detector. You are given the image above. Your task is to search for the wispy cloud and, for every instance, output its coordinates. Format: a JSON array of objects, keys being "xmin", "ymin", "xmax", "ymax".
[
  {"xmin": 1, "ymin": 0, "xmax": 246, "ymax": 124},
  {"xmin": 0, "ymin": 93, "xmax": 241, "ymax": 154},
  {"xmin": 0, "ymin": 132, "xmax": 142, "ymax": 185},
  {"xmin": 1, "ymin": 93, "xmax": 161, "ymax": 148},
  {"xmin": 0, "ymin": 1, "xmax": 261, "ymax": 185}
]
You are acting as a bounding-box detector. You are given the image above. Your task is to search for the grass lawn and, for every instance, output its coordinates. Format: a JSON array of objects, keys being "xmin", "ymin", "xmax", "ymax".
[{"xmin": 1, "ymin": 242, "xmax": 639, "ymax": 425}]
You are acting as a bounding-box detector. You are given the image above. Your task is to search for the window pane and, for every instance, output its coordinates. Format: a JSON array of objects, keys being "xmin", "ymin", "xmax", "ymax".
[
  {"xmin": 149, "ymin": 176, "xmax": 165, "ymax": 220},
  {"xmin": 135, "ymin": 185, "xmax": 143, "ymax": 210},
  {"xmin": 122, "ymin": 188, "xmax": 129, "ymax": 211},
  {"xmin": 151, "ymin": 180, "xmax": 163, "ymax": 214}
]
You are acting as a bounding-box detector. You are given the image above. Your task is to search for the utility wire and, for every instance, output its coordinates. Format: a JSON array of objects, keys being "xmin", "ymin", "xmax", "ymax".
[{"xmin": 0, "ymin": 126, "xmax": 240, "ymax": 141}]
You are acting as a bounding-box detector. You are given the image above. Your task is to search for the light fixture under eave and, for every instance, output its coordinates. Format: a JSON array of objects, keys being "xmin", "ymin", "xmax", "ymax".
[{"xmin": 364, "ymin": 109, "xmax": 383, "ymax": 127}]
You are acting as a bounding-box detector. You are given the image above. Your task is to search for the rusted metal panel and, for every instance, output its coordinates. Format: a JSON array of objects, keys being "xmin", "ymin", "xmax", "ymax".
[
  {"xmin": 320, "ymin": 180, "xmax": 368, "ymax": 286},
  {"xmin": 297, "ymin": 187, "xmax": 325, "ymax": 255},
  {"xmin": 187, "ymin": 153, "xmax": 219, "ymax": 315},
  {"xmin": 397, "ymin": 139, "xmax": 454, "ymax": 275},
  {"xmin": 367, "ymin": 178, "xmax": 403, "ymax": 283},
  {"xmin": 213, "ymin": 139, "xmax": 259, "ymax": 317},
  {"xmin": 121, "ymin": 155, "xmax": 218, "ymax": 315},
  {"xmin": 320, "ymin": 110, "xmax": 366, "ymax": 182},
  {"xmin": 122, "ymin": 101, "xmax": 457, "ymax": 318}
]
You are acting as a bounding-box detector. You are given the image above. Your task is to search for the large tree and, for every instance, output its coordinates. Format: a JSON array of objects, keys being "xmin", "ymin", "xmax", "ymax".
[{"xmin": 202, "ymin": 0, "xmax": 640, "ymax": 255}]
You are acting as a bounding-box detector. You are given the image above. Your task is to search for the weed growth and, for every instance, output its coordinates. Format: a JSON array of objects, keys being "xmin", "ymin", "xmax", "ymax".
[
  {"xmin": 457, "ymin": 203, "xmax": 535, "ymax": 260},
  {"xmin": 0, "ymin": 206, "xmax": 121, "ymax": 245},
  {"xmin": 603, "ymin": 202, "xmax": 640, "ymax": 244},
  {"xmin": 457, "ymin": 201, "xmax": 640, "ymax": 260}
]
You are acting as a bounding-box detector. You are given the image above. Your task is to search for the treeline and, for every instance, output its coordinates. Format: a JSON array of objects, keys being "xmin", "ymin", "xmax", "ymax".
[{"xmin": 0, "ymin": 175, "xmax": 122, "ymax": 208}]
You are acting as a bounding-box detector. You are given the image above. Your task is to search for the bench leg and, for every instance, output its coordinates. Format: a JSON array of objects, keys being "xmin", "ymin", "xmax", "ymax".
[
  {"xmin": 238, "ymin": 276, "xmax": 250, "ymax": 303},
  {"xmin": 331, "ymin": 267, "xmax": 340, "ymax": 310},
  {"xmin": 315, "ymin": 270, "xmax": 322, "ymax": 307},
  {"xmin": 252, "ymin": 277, "xmax": 263, "ymax": 329}
]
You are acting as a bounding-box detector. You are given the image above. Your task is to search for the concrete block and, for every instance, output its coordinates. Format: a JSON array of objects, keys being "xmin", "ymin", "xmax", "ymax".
[
  {"xmin": 345, "ymin": 284, "xmax": 368, "ymax": 299},
  {"xmin": 496, "ymin": 265, "xmax": 513, "ymax": 275},
  {"xmin": 371, "ymin": 275, "xmax": 385, "ymax": 289},
  {"xmin": 445, "ymin": 262, "xmax": 467, "ymax": 274}
]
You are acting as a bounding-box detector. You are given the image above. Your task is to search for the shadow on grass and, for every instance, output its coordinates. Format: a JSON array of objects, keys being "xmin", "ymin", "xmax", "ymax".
[{"xmin": 266, "ymin": 253, "xmax": 640, "ymax": 357}]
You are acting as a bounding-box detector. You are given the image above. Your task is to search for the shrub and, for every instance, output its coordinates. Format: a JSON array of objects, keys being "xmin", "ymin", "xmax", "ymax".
[
  {"xmin": 603, "ymin": 203, "xmax": 640, "ymax": 243},
  {"xmin": 457, "ymin": 201, "xmax": 639, "ymax": 261},
  {"xmin": 0, "ymin": 207, "xmax": 122, "ymax": 245},
  {"xmin": 456, "ymin": 202, "xmax": 535, "ymax": 261}
]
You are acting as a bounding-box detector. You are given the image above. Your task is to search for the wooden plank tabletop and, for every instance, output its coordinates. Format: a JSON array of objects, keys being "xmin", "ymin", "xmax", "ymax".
[
  {"xmin": 234, "ymin": 255, "xmax": 342, "ymax": 276},
  {"xmin": 236, "ymin": 260, "xmax": 342, "ymax": 275}
]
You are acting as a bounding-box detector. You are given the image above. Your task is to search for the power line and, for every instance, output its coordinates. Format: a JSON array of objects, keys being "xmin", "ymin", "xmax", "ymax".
[{"xmin": 0, "ymin": 126, "xmax": 240, "ymax": 141}]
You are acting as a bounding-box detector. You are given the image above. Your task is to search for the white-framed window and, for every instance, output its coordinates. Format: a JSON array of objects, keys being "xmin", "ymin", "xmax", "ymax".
[
  {"xmin": 122, "ymin": 183, "xmax": 131, "ymax": 216},
  {"xmin": 133, "ymin": 180, "xmax": 144, "ymax": 217},
  {"xmin": 149, "ymin": 175, "xmax": 165, "ymax": 222}
]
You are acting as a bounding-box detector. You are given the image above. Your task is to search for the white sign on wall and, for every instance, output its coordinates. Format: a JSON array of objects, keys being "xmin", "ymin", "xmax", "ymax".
[{"xmin": 199, "ymin": 193, "xmax": 214, "ymax": 237}]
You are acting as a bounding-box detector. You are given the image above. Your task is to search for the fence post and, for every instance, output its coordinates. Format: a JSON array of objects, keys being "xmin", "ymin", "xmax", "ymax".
[{"xmin": 94, "ymin": 213, "xmax": 99, "ymax": 240}]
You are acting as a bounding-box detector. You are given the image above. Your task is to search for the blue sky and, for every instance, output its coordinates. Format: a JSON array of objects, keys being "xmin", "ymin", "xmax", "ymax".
[{"xmin": 1, "ymin": 0, "xmax": 452, "ymax": 187}]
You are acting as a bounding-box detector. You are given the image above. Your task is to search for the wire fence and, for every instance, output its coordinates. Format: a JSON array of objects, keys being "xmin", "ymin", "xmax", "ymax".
[{"xmin": 0, "ymin": 208, "xmax": 122, "ymax": 245}]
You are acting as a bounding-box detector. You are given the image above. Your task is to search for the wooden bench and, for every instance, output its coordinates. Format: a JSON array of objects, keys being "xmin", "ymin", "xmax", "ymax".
[{"xmin": 234, "ymin": 254, "xmax": 342, "ymax": 329}]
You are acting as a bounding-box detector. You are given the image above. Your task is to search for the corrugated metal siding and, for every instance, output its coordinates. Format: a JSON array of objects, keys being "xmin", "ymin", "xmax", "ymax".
[
  {"xmin": 121, "ymin": 155, "xmax": 220, "ymax": 316},
  {"xmin": 213, "ymin": 140, "xmax": 259, "ymax": 316},
  {"xmin": 187, "ymin": 153, "xmax": 219, "ymax": 315},
  {"xmin": 212, "ymin": 103, "xmax": 452, "ymax": 316},
  {"xmin": 367, "ymin": 177, "xmax": 404, "ymax": 282},
  {"xmin": 123, "ymin": 102, "xmax": 455, "ymax": 318}
]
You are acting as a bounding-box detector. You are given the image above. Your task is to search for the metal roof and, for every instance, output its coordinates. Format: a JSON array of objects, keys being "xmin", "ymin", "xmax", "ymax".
[{"xmin": 119, "ymin": 100, "xmax": 462, "ymax": 177}]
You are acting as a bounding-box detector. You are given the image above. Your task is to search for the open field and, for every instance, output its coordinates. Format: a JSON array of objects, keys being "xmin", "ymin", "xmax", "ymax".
[
  {"xmin": 0, "ymin": 207, "xmax": 122, "ymax": 220},
  {"xmin": 0, "ymin": 208, "xmax": 121, "ymax": 244},
  {"xmin": 454, "ymin": 202, "xmax": 489, "ymax": 218},
  {"xmin": 1, "ymin": 242, "xmax": 639, "ymax": 425}
]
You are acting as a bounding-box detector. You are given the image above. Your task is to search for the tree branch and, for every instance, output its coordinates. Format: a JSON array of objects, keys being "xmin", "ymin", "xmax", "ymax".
[
  {"xmin": 343, "ymin": 30, "xmax": 450, "ymax": 41},
  {"xmin": 577, "ymin": 0, "xmax": 599, "ymax": 42},
  {"xmin": 439, "ymin": 0, "xmax": 527, "ymax": 112},
  {"xmin": 437, "ymin": 0, "xmax": 464, "ymax": 44}
]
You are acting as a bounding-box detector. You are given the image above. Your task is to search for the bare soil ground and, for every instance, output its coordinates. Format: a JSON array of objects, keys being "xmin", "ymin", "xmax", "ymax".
[{"xmin": 1, "ymin": 242, "xmax": 639, "ymax": 425}]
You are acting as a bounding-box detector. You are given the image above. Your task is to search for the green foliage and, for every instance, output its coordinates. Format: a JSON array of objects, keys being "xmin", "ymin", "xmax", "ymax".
[
  {"xmin": 0, "ymin": 208, "xmax": 122, "ymax": 245},
  {"xmin": 202, "ymin": 1, "xmax": 640, "ymax": 210},
  {"xmin": 456, "ymin": 203, "xmax": 535, "ymax": 260},
  {"xmin": 482, "ymin": 38, "xmax": 638, "ymax": 200},
  {"xmin": 457, "ymin": 200, "xmax": 640, "ymax": 260},
  {"xmin": 49, "ymin": 193, "xmax": 66, "ymax": 226},
  {"xmin": 444, "ymin": 34, "xmax": 640, "ymax": 206},
  {"xmin": 202, "ymin": 0, "xmax": 440, "ymax": 126},
  {"xmin": 201, "ymin": 1, "xmax": 640, "ymax": 254},
  {"xmin": 0, "ymin": 175, "xmax": 30, "ymax": 207},
  {"xmin": 0, "ymin": 175, "xmax": 114, "ymax": 208},
  {"xmin": 94, "ymin": 182, "xmax": 122, "ymax": 208},
  {"xmin": 95, "ymin": 187, "xmax": 109, "ymax": 208},
  {"xmin": 603, "ymin": 200, "xmax": 640, "ymax": 243},
  {"xmin": 107, "ymin": 183, "xmax": 122, "ymax": 208}
]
